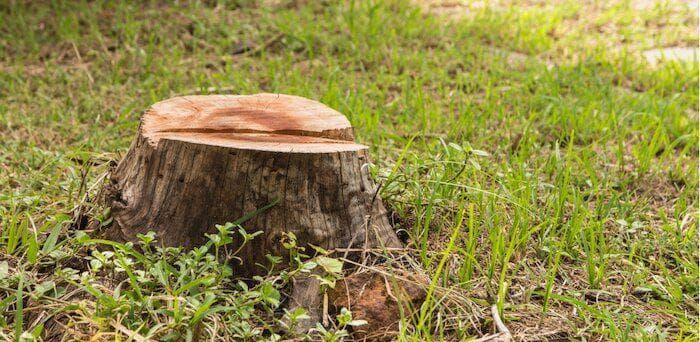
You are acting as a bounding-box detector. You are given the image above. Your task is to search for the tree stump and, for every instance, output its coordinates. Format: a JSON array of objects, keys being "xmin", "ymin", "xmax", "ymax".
[{"xmin": 101, "ymin": 93, "xmax": 401, "ymax": 325}]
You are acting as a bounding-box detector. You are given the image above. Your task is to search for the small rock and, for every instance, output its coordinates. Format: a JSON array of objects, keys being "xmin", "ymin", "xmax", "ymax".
[{"xmin": 643, "ymin": 47, "xmax": 698, "ymax": 66}]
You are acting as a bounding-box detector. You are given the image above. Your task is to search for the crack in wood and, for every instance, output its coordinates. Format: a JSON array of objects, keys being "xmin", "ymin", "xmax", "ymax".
[{"xmin": 152, "ymin": 127, "xmax": 355, "ymax": 144}]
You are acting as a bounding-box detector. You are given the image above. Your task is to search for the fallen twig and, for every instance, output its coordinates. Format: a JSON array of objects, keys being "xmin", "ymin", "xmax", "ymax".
[{"xmin": 491, "ymin": 304, "xmax": 512, "ymax": 341}]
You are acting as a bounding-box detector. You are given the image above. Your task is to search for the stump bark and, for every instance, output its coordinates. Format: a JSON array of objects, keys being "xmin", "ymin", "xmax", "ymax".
[{"xmin": 101, "ymin": 93, "xmax": 401, "ymax": 325}]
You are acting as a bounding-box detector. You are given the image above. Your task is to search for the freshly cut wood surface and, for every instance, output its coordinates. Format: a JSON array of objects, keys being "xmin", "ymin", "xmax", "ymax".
[{"xmin": 140, "ymin": 93, "xmax": 364, "ymax": 152}]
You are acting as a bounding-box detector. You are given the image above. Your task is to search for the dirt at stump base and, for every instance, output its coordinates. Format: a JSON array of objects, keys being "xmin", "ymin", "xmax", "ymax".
[{"xmin": 328, "ymin": 270, "xmax": 428, "ymax": 341}]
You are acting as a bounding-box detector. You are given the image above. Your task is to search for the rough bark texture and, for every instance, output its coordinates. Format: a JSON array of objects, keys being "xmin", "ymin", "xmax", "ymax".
[{"xmin": 101, "ymin": 94, "xmax": 402, "ymax": 326}]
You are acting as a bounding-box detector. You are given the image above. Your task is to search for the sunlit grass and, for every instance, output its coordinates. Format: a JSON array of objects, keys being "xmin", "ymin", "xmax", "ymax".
[{"xmin": 1, "ymin": 0, "xmax": 698, "ymax": 340}]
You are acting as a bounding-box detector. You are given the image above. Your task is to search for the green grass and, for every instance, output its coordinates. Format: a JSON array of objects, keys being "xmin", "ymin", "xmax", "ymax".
[{"xmin": 1, "ymin": 0, "xmax": 698, "ymax": 340}]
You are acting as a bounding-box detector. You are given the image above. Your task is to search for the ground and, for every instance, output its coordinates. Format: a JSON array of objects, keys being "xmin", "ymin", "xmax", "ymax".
[{"xmin": 0, "ymin": 0, "xmax": 697, "ymax": 341}]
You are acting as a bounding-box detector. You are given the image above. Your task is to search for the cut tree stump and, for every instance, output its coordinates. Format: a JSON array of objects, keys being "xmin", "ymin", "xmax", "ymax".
[{"xmin": 100, "ymin": 93, "xmax": 402, "ymax": 327}]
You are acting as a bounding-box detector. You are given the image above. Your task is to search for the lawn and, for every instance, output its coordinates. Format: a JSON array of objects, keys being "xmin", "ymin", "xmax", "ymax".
[{"xmin": 0, "ymin": 0, "xmax": 698, "ymax": 340}]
